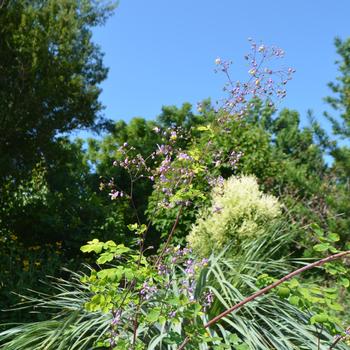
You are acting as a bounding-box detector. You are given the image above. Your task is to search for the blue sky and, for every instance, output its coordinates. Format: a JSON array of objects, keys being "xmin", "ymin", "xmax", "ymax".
[{"xmin": 92, "ymin": 0, "xmax": 350, "ymax": 130}]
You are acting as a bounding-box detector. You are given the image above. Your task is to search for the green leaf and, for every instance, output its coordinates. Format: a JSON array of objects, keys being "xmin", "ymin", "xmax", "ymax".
[
  {"xmin": 124, "ymin": 268, "xmax": 134, "ymax": 281},
  {"xmin": 97, "ymin": 268, "xmax": 123, "ymax": 282},
  {"xmin": 327, "ymin": 232, "xmax": 340, "ymax": 242},
  {"xmin": 311, "ymin": 223, "xmax": 324, "ymax": 238},
  {"xmin": 127, "ymin": 223, "xmax": 139, "ymax": 232},
  {"xmin": 288, "ymin": 279, "xmax": 299, "ymax": 289},
  {"xmin": 310, "ymin": 313, "xmax": 329, "ymax": 324},
  {"xmin": 97, "ymin": 252, "xmax": 114, "ymax": 264},
  {"xmin": 80, "ymin": 239, "xmax": 104, "ymax": 254},
  {"xmin": 340, "ymin": 277, "xmax": 350, "ymax": 288},
  {"xmin": 197, "ymin": 125, "xmax": 210, "ymax": 132},
  {"xmin": 326, "ymin": 301, "xmax": 343, "ymax": 311},
  {"xmin": 329, "ymin": 246, "xmax": 339, "ymax": 253},
  {"xmin": 289, "ymin": 296, "xmax": 300, "ymax": 306},
  {"xmin": 103, "ymin": 240, "xmax": 117, "ymax": 248},
  {"xmin": 146, "ymin": 309, "xmax": 161, "ymax": 323},
  {"xmin": 114, "ymin": 244, "xmax": 131, "ymax": 255},
  {"xmin": 313, "ymin": 243, "xmax": 330, "ymax": 252},
  {"xmin": 167, "ymin": 297, "xmax": 179, "ymax": 306},
  {"xmin": 277, "ymin": 287, "xmax": 290, "ymax": 298}
]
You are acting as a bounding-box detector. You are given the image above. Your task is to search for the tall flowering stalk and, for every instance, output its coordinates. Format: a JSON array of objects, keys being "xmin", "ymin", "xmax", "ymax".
[{"xmin": 80, "ymin": 40, "xmax": 300, "ymax": 349}]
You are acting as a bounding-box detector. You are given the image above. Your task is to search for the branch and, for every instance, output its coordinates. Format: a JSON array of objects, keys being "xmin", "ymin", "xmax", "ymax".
[
  {"xmin": 329, "ymin": 326, "xmax": 350, "ymax": 349},
  {"xmin": 178, "ymin": 250, "xmax": 350, "ymax": 349}
]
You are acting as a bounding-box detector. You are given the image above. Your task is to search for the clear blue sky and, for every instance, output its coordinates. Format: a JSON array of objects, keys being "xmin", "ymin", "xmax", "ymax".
[{"xmin": 92, "ymin": 0, "xmax": 350, "ymax": 129}]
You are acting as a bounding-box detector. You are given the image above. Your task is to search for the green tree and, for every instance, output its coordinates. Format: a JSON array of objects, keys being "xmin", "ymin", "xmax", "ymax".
[
  {"xmin": 0, "ymin": 0, "xmax": 115, "ymax": 181},
  {"xmin": 323, "ymin": 37, "xmax": 350, "ymax": 242},
  {"xmin": 0, "ymin": 0, "xmax": 116, "ymax": 319},
  {"xmin": 325, "ymin": 37, "xmax": 350, "ymax": 138}
]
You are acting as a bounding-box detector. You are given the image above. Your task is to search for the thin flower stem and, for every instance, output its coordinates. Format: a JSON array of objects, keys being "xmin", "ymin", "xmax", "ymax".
[
  {"xmin": 155, "ymin": 205, "xmax": 183, "ymax": 266},
  {"xmin": 177, "ymin": 250, "xmax": 350, "ymax": 350},
  {"xmin": 129, "ymin": 174, "xmax": 141, "ymax": 225},
  {"xmin": 154, "ymin": 169, "xmax": 198, "ymax": 267}
]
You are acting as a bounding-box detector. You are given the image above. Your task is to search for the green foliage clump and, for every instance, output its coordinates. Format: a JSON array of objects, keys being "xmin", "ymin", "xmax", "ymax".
[
  {"xmin": 187, "ymin": 175, "xmax": 281, "ymax": 256},
  {"xmin": 2, "ymin": 228, "xmax": 347, "ymax": 350}
]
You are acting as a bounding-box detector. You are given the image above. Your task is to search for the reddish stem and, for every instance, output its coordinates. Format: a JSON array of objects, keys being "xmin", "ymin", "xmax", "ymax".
[
  {"xmin": 155, "ymin": 205, "xmax": 183, "ymax": 266},
  {"xmin": 178, "ymin": 250, "xmax": 350, "ymax": 349}
]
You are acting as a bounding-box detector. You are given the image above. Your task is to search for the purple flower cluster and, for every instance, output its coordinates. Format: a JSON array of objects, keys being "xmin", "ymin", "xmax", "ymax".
[
  {"xmin": 157, "ymin": 262, "xmax": 169, "ymax": 275},
  {"xmin": 115, "ymin": 147, "xmax": 150, "ymax": 175},
  {"xmin": 177, "ymin": 253, "xmax": 209, "ymax": 302},
  {"xmin": 168, "ymin": 310, "xmax": 177, "ymax": 318},
  {"xmin": 228, "ymin": 150, "xmax": 243, "ymax": 169},
  {"xmin": 159, "ymin": 247, "xmax": 212, "ymax": 306},
  {"xmin": 140, "ymin": 281, "xmax": 158, "ymax": 300},
  {"xmin": 156, "ymin": 143, "xmax": 172, "ymax": 156},
  {"xmin": 207, "ymin": 175, "xmax": 225, "ymax": 189},
  {"xmin": 152, "ymin": 145, "xmax": 196, "ymax": 208},
  {"xmin": 108, "ymin": 125, "xmax": 198, "ymax": 208},
  {"xmin": 202, "ymin": 290, "xmax": 215, "ymax": 311},
  {"xmin": 215, "ymin": 38, "xmax": 295, "ymax": 118},
  {"xmin": 111, "ymin": 309, "xmax": 122, "ymax": 326},
  {"xmin": 96, "ymin": 41, "xmax": 298, "ymax": 348},
  {"xmin": 178, "ymin": 152, "xmax": 192, "ymax": 161},
  {"xmin": 109, "ymin": 309, "xmax": 123, "ymax": 348},
  {"xmin": 109, "ymin": 190, "xmax": 124, "ymax": 200}
]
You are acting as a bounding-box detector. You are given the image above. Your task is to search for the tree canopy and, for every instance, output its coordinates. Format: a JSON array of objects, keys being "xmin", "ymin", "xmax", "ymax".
[{"xmin": 0, "ymin": 0, "xmax": 115, "ymax": 181}]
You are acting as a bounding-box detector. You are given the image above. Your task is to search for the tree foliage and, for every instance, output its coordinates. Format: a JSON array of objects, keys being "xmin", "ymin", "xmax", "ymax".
[
  {"xmin": 325, "ymin": 37, "xmax": 350, "ymax": 138},
  {"xmin": 0, "ymin": 0, "xmax": 117, "ymax": 320},
  {"xmin": 1, "ymin": 22, "xmax": 350, "ymax": 347},
  {"xmin": 0, "ymin": 0, "xmax": 115, "ymax": 181}
]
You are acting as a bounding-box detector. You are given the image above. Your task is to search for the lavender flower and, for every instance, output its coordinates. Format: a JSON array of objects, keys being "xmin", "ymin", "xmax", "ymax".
[
  {"xmin": 215, "ymin": 39, "xmax": 295, "ymax": 116},
  {"xmin": 140, "ymin": 281, "xmax": 158, "ymax": 300},
  {"xmin": 157, "ymin": 263, "xmax": 168, "ymax": 275},
  {"xmin": 178, "ymin": 152, "xmax": 192, "ymax": 161},
  {"xmin": 109, "ymin": 190, "xmax": 124, "ymax": 200},
  {"xmin": 168, "ymin": 310, "xmax": 177, "ymax": 318},
  {"xmin": 202, "ymin": 290, "xmax": 215, "ymax": 311},
  {"xmin": 111, "ymin": 310, "xmax": 122, "ymax": 326}
]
